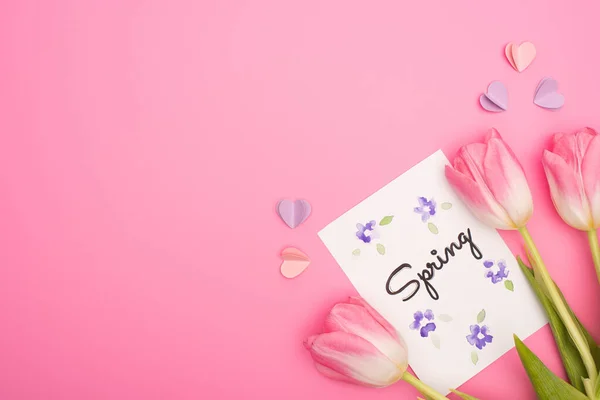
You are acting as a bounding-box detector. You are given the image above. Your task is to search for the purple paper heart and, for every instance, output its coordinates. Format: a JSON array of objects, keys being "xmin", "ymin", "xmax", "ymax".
[
  {"xmin": 534, "ymin": 77, "xmax": 552, "ymax": 95},
  {"xmin": 277, "ymin": 199, "xmax": 311, "ymax": 228},
  {"xmin": 480, "ymin": 81, "xmax": 508, "ymax": 112},
  {"xmin": 534, "ymin": 77, "xmax": 564, "ymax": 109},
  {"xmin": 479, "ymin": 94, "xmax": 505, "ymax": 112}
]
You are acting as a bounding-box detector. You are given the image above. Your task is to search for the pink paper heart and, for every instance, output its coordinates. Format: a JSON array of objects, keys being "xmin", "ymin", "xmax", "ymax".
[
  {"xmin": 280, "ymin": 247, "xmax": 310, "ymax": 279},
  {"xmin": 507, "ymin": 42, "xmax": 536, "ymax": 72},
  {"xmin": 504, "ymin": 43, "xmax": 517, "ymax": 70}
]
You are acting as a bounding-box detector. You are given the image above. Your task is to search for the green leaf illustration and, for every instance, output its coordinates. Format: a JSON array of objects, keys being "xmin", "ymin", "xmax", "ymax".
[
  {"xmin": 427, "ymin": 222, "xmax": 438, "ymax": 234},
  {"xmin": 438, "ymin": 314, "xmax": 453, "ymax": 322},
  {"xmin": 471, "ymin": 351, "xmax": 479, "ymax": 365},
  {"xmin": 430, "ymin": 333, "xmax": 440, "ymax": 349},
  {"xmin": 441, "ymin": 202, "xmax": 453, "ymax": 210},
  {"xmin": 477, "ymin": 309, "xmax": 486, "ymax": 323},
  {"xmin": 379, "ymin": 215, "xmax": 394, "ymax": 226},
  {"xmin": 504, "ymin": 280, "xmax": 514, "ymax": 291},
  {"xmin": 352, "ymin": 249, "xmax": 361, "ymax": 256},
  {"xmin": 376, "ymin": 243, "xmax": 386, "ymax": 255}
]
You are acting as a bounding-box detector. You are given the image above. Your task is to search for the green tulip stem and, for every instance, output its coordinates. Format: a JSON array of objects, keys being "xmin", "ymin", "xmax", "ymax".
[
  {"xmin": 519, "ymin": 226, "xmax": 598, "ymax": 395},
  {"xmin": 587, "ymin": 230, "xmax": 600, "ymax": 285},
  {"xmin": 401, "ymin": 371, "xmax": 449, "ymax": 400}
]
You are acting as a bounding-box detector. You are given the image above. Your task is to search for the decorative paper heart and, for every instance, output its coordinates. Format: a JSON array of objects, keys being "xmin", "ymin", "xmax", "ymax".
[
  {"xmin": 280, "ymin": 247, "xmax": 310, "ymax": 279},
  {"xmin": 277, "ymin": 199, "xmax": 311, "ymax": 228},
  {"xmin": 479, "ymin": 81, "xmax": 508, "ymax": 112},
  {"xmin": 504, "ymin": 44, "xmax": 517, "ymax": 70},
  {"xmin": 505, "ymin": 42, "xmax": 536, "ymax": 72},
  {"xmin": 533, "ymin": 77, "xmax": 564, "ymax": 109}
]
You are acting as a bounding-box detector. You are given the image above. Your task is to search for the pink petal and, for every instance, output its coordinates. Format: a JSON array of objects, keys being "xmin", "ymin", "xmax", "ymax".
[
  {"xmin": 542, "ymin": 150, "xmax": 591, "ymax": 230},
  {"xmin": 445, "ymin": 165, "xmax": 515, "ymax": 229},
  {"xmin": 452, "ymin": 155, "xmax": 473, "ymax": 179},
  {"xmin": 550, "ymin": 129, "xmax": 595, "ymax": 172},
  {"xmin": 482, "ymin": 137, "xmax": 533, "ymax": 227},
  {"xmin": 324, "ymin": 303, "xmax": 407, "ymax": 367},
  {"xmin": 582, "ymin": 134, "xmax": 600, "ymax": 229},
  {"xmin": 485, "ymin": 128, "xmax": 520, "ymax": 162},
  {"xmin": 581, "ymin": 127, "xmax": 599, "ymax": 137},
  {"xmin": 457, "ymin": 143, "xmax": 487, "ymax": 183},
  {"xmin": 550, "ymin": 132, "xmax": 576, "ymax": 168},
  {"xmin": 485, "ymin": 127, "xmax": 502, "ymax": 141},
  {"xmin": 305, "ymin": 332, "xmax": 403, "ymax": 388},
  {"xmin": 304, "ymin": 335, "xmax": 318, "ymax": 350},
  {"xmin": 313, "ymin": 362, "xmax": 361, "ymax": 385},
  {"xmin": 576, "ymin": 128, "xmax": 596, "ymax": 155},
  {"xmin": 550, "ymin": 132, "xmax": 566, "ymax": 149},
  {"xmin": 346, "ymin": 297, "xmax": 398, "ymax": 339}
]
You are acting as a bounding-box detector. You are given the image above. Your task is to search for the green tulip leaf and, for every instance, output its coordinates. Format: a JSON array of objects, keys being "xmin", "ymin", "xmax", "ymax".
[
  {"xmin": 518, "ymin": 257, "xmax": 590, "ymax": 392},
  {"xmin": 514, "ymin": 335, "xmax": 588, "ymax": 400},
  {"xmin": 504, "ymin": 280, "xmax": 514, "ymax": 291},
  {"xmin": 555, "ymin": 282, "xmax": 600, "ymax": 369},
  {"xmin": 427, "ymin": 222, "xmax": 438, "ymax": 234},
  {"xmin": 376, "ymin": 243, "xmax": 385, "ymax": 255},
  {"xmin": 476, "ymin": 309, "xmax": 486, "ymax": 323},
  {"xmin": 471, "ymin": 351, "xmax": 478, "ymax": 365},
  {"xmin": 449, "ymin": 389, "xmax": 480, "ymax": 400},
  {"xmin": 583, "ymin": 378, "xmax": 593, "ymax": 399},
  {"xmin": 379, "ymin": 215, "xmax": 394, "ymax": 226}
]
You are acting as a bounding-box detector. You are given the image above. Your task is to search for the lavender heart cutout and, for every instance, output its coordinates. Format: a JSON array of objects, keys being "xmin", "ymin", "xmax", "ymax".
[
  {"xmin": 480, "ymin": 94, "xmax": 505, "ymax": 112},
  {"xmin": 277, "ymin": 199, "xmax": 311, "ymax": 228},
  {"xmin": 534, "ymin": 77, "xmax": 552, "ymax": 95},
  {"xmin": 480, "ymin": 81, "xmax": 508, "ymax": 112},
  {"xmin": 534, "ymin": 77, "xmax": 564, "ymax": 109}
]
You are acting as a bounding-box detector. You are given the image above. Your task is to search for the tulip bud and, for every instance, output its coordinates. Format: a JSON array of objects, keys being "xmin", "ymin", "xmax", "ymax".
[
  {"xmin": 304, "ymin": 297, "xmax": 408, "ymax": 388},
  {"xmin": 445, "ymin": 128, "xmax": 533, "ymax": 230},
  {"xmin": 542, "ymin": 128, "xmax": 600, "ymax": 230}
]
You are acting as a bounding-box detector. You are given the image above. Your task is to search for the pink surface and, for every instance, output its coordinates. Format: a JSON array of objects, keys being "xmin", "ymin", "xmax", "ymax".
[{"xmin": 1, "ymin": 1, "xmax": 600, "ymax": 399}]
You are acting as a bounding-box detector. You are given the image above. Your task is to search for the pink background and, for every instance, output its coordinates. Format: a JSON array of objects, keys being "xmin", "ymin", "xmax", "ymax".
[{"xmin": 1, "ymin": 0, "xmax": 600, "ymax": 399}]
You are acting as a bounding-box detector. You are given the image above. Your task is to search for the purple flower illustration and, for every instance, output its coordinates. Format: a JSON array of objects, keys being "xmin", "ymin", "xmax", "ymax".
[
  {"xmin": 355, "ymin": 221, "xmax": 379, "ymax": 243},
  {"xmin": 409, "ymin": 309, "xmax": 437, "ymax": 338},
  {"xmin": 414, "ymin": 197, "xmax": 437, "ymax": 222},
  {"xmin": 466, "ymin": 325, "xmax": 493, "ymax": 350},
  {"xmin": 483, "ymin": 259, "xmax": 510, "ymax": 284}
]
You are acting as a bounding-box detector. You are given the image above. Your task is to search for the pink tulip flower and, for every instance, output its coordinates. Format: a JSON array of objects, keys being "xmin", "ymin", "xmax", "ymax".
[
  {"xmin": 542, "ymin": 128, "xmax": 600, "ymax": 231},
  {"xmin": 445, "ymin": 128, "xmax": 533, "ymax": 230},
  {"xmin": 304, "ymin": 297, "xmax": 408, "ymax": 388}
]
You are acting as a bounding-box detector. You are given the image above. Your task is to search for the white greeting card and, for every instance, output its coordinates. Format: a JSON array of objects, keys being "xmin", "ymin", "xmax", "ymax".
[{"xmin": 318, "ymin": 150, "xmax": 547, "ymax": 393}]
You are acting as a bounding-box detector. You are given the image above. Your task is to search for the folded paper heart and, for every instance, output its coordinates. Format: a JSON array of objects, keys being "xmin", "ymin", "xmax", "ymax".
[
  {"xmin": 505, "ymin": 42, "xmax": 536, "ymax": 72},
  {"xmin": 280, "ymin": 247, "xmax": 310, "ymax": 279},
  {"xmin": 533, "ymin": 77, "xmax": 564, "ymax": 109},
  {"xmin": 479, "ymin": 81, "xmax": 508, "ymax": 113},
  {"xmin": 277, "ymin": 199, "xmax": 311, "ymax": 228}
]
